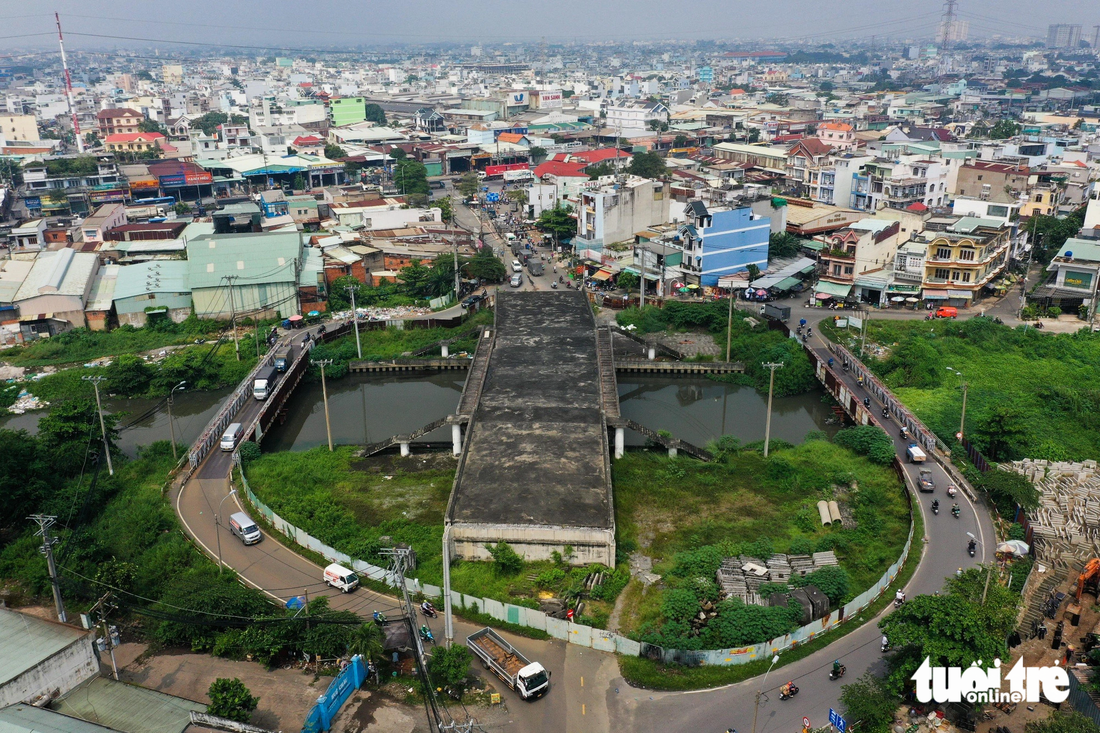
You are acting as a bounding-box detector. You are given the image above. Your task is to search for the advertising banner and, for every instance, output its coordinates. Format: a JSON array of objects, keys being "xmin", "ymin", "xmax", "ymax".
[{"xmin": 1064, "ymin": 270, "xmax": 1093, "ymax": 290}]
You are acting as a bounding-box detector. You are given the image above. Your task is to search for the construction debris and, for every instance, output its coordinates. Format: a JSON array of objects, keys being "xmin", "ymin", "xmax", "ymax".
[
  {"xmin": 1003, "ymin": 459, "xmax": 1100, "ymax": 571},
  {"xmin": 716, "ymin": 552, "xmax": 838, "ymax": 606}
]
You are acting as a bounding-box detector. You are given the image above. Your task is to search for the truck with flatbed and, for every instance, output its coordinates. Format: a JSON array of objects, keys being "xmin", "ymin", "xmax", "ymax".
[
  {"xmin": 761, "ymin": 303, "xmax": 791, "ymax": 322},
  {"xmin": 466, "ymin": 627, "xmax": 550, "ymax": 700}
]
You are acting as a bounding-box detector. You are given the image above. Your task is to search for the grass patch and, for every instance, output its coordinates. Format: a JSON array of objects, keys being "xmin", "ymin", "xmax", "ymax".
[
  {"xmin": 244, "ymin": 447, "xmax": 627, "ymax": 624},
  {"xmin": 858, "ymin": 316, "xmax": 1100, "ymax": 461},
  {"xmin": 613, "ymin": 440, "xmax": 910, "ymax": 649},
  {"xmin": 619, "ymin": 501, "xmax": 923, "ymax": 691}
]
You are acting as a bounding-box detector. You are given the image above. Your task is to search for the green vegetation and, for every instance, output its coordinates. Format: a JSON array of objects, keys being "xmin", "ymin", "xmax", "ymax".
[
  {"xmin": 627, "ymin": 151, "xmax": 667, "ymax": 180},
  {"xmin": 840, "ymin": 671, "xmax": 900, "ymax": 733},
  {"xmin": 207, "ymin": 679, "xmax": 258, "ymax": 723},
  {"xmin": 427, "ymin": 645, "xmax": 473, "ymax": 691},
  {"xmin": 616, "ymin": 302, "xmax": 817, "ymax": 397},
  {"xmin": 393, "ymin": 158, "xmax": 429, "ymax": 197},
  {"xmin": 1026, "ymin": 712, "xmax": 1100, "ymax": 733},
  {"xmin": 244, "ymin": 448, "xmax": 627, "ymax": 628},
  {"xmin": 613, "ymin": 439, "xmax": 910, "ymax": 650},
  {"xmin": 305, "ymin": 309, "xmax": 493, "ymax": 379},
  {"xmin": 537, "ymin": 204, "xmax": 577, "ymax": 241},
  {"xmin": 44, "ymin": 156, "xmax": 100, "ymax": 176},
  {"xmin": 834, "ymin": 425, "xmax": 896, "ymax": 465},
  {"xmin": 191, "ymin": 111, "xmax": 248, "ymax": 137},
  {"xmin": 768, "ymin": 231, "xmax": 804, "ymax": 259},
  {"xmin": 1, "ymin": 316, "xmax": 225, "ymax": 368},
  {"xmin": 858, "ymin": 316, "xmax": 1100, "ymax": 461},
  {"xmin": 1026, "ymin": 206, "xmax": 1087, "ymax": 264},
  {"xmin": 363, "ymin": 103, "xmax": 387, "ymax": 126},
  {"xmin": 879, "ymin": 565, "xmax": 1019, "ymax": 693}
]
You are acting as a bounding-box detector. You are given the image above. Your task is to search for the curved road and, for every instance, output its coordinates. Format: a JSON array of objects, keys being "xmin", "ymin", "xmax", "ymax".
[
  {"xmin": 173, "ymin": 255, "xmax": 997, "ymax": 733},
  {"xmin": 607, "ymin": 323, "xmax": 997, "ymax": 733}
]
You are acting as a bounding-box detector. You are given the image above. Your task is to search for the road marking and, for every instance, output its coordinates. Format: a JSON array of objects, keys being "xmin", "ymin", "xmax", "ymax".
[
  {"xmin": 580, "ymin": 676, "xmax": 584, "ymax": 687},
  {"xmin": 582, "ymin": 704, "xmax": 586, "ymax": 715}
]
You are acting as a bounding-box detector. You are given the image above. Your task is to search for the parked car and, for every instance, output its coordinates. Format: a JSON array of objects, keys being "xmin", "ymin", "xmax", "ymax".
[{"xmin": 510, "ymin": 274, "xmax": 523, "ymax": 288}]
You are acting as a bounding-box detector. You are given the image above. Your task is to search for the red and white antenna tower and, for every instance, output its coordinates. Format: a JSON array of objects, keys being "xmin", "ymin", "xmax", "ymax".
[{"xmin": 55, "ymin": 13, "xmax": 84, "ymax": 153}]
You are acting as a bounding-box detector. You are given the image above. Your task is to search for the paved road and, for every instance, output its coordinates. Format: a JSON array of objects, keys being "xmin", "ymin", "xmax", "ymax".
[{"xmin": 607, "ymin": 318, "xmax": 997, "ymax": 733}]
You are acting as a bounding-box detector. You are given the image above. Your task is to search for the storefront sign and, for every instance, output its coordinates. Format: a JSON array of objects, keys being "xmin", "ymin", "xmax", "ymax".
[{"xmin": 1064, "ymin": 270, "xmax": 1093, "ymax": 290}]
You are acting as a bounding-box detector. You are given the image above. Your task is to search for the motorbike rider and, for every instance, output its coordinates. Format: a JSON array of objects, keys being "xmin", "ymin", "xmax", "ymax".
[
  {"xmin": 832, "ymin": 659, "xmax": 844, "ymax": 675},
  {"xmin": 881, "ymin": 634, "xmax": 889, "ymax": 649},
  {"xmin": 952, "ymin": 503, "xmax": 960, "ymax": 516},
  {"xmin": 932, "ymin": 499, "xmax": 940, "ymax": 512},
  {"xmin": 968, "ymin": 538, "xmax": 977, "ymax": 553},
  {"xmin": 421, "ymin": 600, "xmax": 435, "ymax": 616},
  {"xmin": 780, "ymin": 681, "xmax": 795, "ymax": 697},
  {"xmin": 895, "ymin": 589, "xmax": 905, "ymax": 604}
]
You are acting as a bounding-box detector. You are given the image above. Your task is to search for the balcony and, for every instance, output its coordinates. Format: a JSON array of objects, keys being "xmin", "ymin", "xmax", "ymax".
[{"xmin": 820, "ymin": 248, "xmax": 855, "ymax": 261}]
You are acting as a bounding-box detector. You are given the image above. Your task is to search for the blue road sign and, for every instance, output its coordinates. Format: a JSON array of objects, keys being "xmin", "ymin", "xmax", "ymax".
[
  {"xmin": 829, "ymin": 708, "xmax": 847, "ymax": 733},
  {"xmin": 486, "ymin": 192, "xmax": 500, "ymax": 203}
]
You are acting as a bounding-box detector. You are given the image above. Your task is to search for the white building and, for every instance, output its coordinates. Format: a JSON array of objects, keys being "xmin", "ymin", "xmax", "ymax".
[
  {"xmin": 576, "ymin": 175, "xmax": 671, "ymax": 246},
  {"xmin": 604, "ymin": 100, "xmax": 668, "ymax": 136},
  {"xmin": 0, "ymin": 608, "xmax": 99, "ymax": 707}
]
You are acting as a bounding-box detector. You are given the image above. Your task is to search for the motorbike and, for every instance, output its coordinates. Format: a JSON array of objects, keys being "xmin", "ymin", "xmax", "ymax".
[
  {"xmin": 882, "ymin": 407, "xmax": 889, "ymax": 419},
  {"xmin": 863, "ymin": 397, "xmax": 871, "ymax": 408},
  {"xmin": 551, "ymin": 282, "xmax": 558, "ymax": 288},
  {"xmin": 881, "ymin": 640, "xmax": 891, "ymax": 653},
  {"xmin": 900, "ymin": 427, "xmax": 910, "ymax": 440},
  {"xmin": 952, "ymin": 505, "xmax": 961, "ymax": 519},
  {"xmin": 894, "ymin": 596, "xmax": 905, "ymax": 608},
  {"xmin": 419, "ymin": 625, "xmax": 435, "ymax": 644},
  {"xmin": 779, "ymin": 685, "xmax": 799, "ymax": 701},
  {"xmin": 932, "ymin": 502, "xmax": 939, "ymax": 515},
  {"xmin": 968, "ymin": 541, "xmax": 976, "ymax": 558},
  {"xmin": 421, "ymin": 604, "xmax": 437, "ymax": 619},
  {"xmin": 373, "ymin": 611, "xmax": 387, "ymax": 624},
  {"xmin": 947, "ymin": 485, "xmax": 957, "ymax": 499},
  {"xmin": 829, "ymin": 665, "xmax": 847, "ymax": 681}
]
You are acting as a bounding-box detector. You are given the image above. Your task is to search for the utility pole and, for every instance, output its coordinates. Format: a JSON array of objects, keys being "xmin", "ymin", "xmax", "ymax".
[
  {"xmin": 31, "ymin": 515, "xmax": 67, "ymax": 622},
  {"xmin": 346, "ymin": 285, "xmax": 362, "ymax": 359},
  {"xmin": 959, "ymin": 380, "xmax": 969, "ymax": 440},
  {"xmin": 225, "ymin": 275, "xmax": 240, "ymax": 361},
  {"xmin": 860, "ymin": 307, "xmax": 870, "ymax": 358},
  {"xmin": 762, "ymin": 362, "xmax": 785, "ymax": 458},
  {"xmin": 639, "ymin": 242, "xmax": 646, "ymax": 309},
  {"xmin": 82, "ymin": 375, "xmax": 114, "ymax": 476},
  {"xmin": 87, "ymin": 594, "xmax": 119, "ymax": 679},
  {"xmin": 750, "ymin": 654, "xmax": 781, "ymax": 733},
  {"xmin": 167, "ymin": 381, "xmax": 187, "ymax": 462},
  {"xmin": 725, "ymin": 289, "xmax": 735, "ymax": 362},
  {"xmin": 442, "ymin": 525, "xmax": 454, "ymax": 648},
  {"xmin": 453, "ymin": 238, "xmax": 461, "ymax": 302},
  {"xmin": 312, "ymin": 359, "xmax": 334, "ymax": 451}
]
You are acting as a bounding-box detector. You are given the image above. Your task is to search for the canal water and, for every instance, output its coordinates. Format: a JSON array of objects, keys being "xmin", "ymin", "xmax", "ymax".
[{"xmin": 1, "ymin": 373, "xmax": 839, "ymax": 456}]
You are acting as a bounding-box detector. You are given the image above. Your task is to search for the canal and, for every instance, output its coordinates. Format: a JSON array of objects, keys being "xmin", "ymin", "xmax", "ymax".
[{"xmin": 1, "ymin": 373, "xmax": 840, "ymax": 456}]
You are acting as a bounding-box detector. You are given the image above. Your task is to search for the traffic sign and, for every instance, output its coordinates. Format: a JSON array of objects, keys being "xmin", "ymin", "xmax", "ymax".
[
  {"xmin": 803, "ymin": 717, "xmax": 811, "ymax": 728},
  {"xmin": 829, "ymin": 708, "xmax": 847, "ymax": 733},
  {"xmin": 486, "ymin": 192, "xmax": 500, "ymax": 203},
  {"xmin": 956, "ymin": 432, "xmax": 963, "ymax": 439}
]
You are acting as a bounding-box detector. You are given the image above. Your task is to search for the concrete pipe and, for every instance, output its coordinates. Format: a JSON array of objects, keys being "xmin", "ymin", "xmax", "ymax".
[
  {"xmin": 817, "ymin": 500, "xmax": 832, "ymax": 526},
  {"xmin": 828, "ymin": 500, "xmax": 841, "ymax": 523}
]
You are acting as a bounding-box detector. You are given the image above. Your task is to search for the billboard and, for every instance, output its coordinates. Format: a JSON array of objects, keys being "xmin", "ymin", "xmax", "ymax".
[
  {"xmin": 509, "ymin": 91, "xmax": 528, "ymax": 106},
  {"xmin": 1064, "ymin": 270, "xmax": 1093, "ymax": 290},
  {"xmin": 539, "ymin": 91, "xmax": 563, "ymax": 108}
]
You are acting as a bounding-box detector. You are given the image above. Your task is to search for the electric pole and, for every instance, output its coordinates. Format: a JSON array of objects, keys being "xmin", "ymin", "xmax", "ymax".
[
  {"xmin": 87, "ymin": 593, "xmax": 119, "ymax": 679},
  {"xmin": 312, "ymin": 359, "xmax": 334, "ymax": 451},
  {"xmin": 762, "ymin": 362, "xmax": 785, "ymax": 458},
  {"xmin": 30, "ymin": 515, "xmax": 66, "ymax": 623},
  {"xmin": 938, "ymin": 0, "xmax": 959, "ymax": 51},
  {"xmin": 82, "ymin": 375, "xmax": 114, "ymax": 476},
  {"xmin": 167, "ymin": 381, "xmax": 187, "ymax": 462},
  {"xmin": 725, "ymin": 289, "xmax": 735, "ymax": 362},
  {"xmin": 346, "ymin": 285, "xmax": 362, "ymax": 359},
  {"xmin": 225, "ymin": 275, "xmax": 240, "ymax": 361}
]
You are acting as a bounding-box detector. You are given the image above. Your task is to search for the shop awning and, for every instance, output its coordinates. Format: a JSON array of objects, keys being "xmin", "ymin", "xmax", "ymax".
[
  {"xmin": 947, "ymin": 289, "xmax": 973, "ymax": 300},
  {"xmin": 815, "ymin": 281, "xmax": 852, "ymax": 297},
  {"xmin": 774, "ymin": 276, "xmax": 802, "ymax": 290},
  {"xmin": 591, "ymin": 268, "xmax": 614, "ymax": 281},
  {"xmin": 800, "ymin": 240, "xmax": 825, "ymax": 251},
  {"xmin": 923, "ymin": 289, "xmax": 949, "ymax": 300}
]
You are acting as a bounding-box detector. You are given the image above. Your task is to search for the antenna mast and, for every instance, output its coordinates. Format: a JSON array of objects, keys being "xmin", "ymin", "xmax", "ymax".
[{"xmin": 56, "ymin": 13, "xmax": 84, "ymax": 153}]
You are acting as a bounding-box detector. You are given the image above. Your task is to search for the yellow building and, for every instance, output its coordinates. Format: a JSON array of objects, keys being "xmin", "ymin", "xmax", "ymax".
[
  {"xmin": 918, "ymin": 217, "xmax": 1010, "ymax": 306},
  {"xmin": 1019, "ymin": 186, "xmax": 1061, "ymax": 218}
]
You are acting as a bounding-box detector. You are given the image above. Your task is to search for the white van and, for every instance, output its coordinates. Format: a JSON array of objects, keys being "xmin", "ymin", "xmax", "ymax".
[
  {"xmin": 220, "ymin": 423, "xmax": 243, "ymax": 451},
  {"xmin": 228, "ymin": 512, "xmax": 262, "ymax": 545},
  {"xmin": 324, "ymin": 563, "xmax": 359, "ymax": 593},
  {"xmin": 511, "ymin": 259, "xmax": 523, "ymax": 273}
]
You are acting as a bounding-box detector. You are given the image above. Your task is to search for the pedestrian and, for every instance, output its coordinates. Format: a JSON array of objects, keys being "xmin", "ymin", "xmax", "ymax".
[{"xmin": 1038, "ymin": 623, "xmax": 1047, "ymax": 640}]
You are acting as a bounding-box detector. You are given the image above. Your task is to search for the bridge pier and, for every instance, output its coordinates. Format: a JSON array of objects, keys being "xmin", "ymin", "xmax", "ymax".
[
  {"xmin": 400, "ymin": 441, "xmax": 410, "ymax": 457},
  {"xmin": 451, "ymin": 423, "xmax": 462, "ymax": 456},
  {"xmin": 668, "ymin": 445, "xmax": 678, "ymax": 458},
  {"xmin": 647, "ymin": 346, "xmax": 656, "ymax": 361},
  {"xmin": 614, "ymin": 427, "xmax": 625, "ymax": 459},
  {"xmin": 441, "ymin": 343, "xmax": 449, "ymax": 357}
]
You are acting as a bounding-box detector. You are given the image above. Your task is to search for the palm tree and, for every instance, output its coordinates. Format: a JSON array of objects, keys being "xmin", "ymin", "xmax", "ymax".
[{"xmin": 347, "ymin": 623, "xmax": 384, "ymax": 665}]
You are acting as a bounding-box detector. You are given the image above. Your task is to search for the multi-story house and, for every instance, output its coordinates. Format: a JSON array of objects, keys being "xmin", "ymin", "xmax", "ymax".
[
  {"xmin": 815, "ymin": 218, "xmax": 902, "ymax": 304},
  {"xmin": 914, "ymin": 216, "xmax": 1011, "ymax": 306},
  {"xmin": 786, "ymin": 138, "xmax": 833, "ymax": 198},
  {"xmin": 1019, "ymin": 185, "xmax": 1063, "ymax": 218},
  {"xmin": 1032, "ymin": 237, "xmax": 1100, "ymax": 316},
  {"xmin": 96, "ymin": 108, "xmax": 143, "ymax": 138},
  {"xmin": 21, "ymin": 156, "xmax": 126, "ymax": 216},
  {"xmin": 679, "ymin": 201, "xmax": 770, "ymax": 287},
  {"xmin": 575, "ymin": 175, "xmax": 670, "ymax": 247},
  {"xmin": 104, "ymin": 132, "xmax": 164, "ymax": 154},
  {"xmin": 604, "ymin": 100, "xmax": 668, "ymax": 136},
  {"xmin": 850, "ymin": 156, "xmax": 950, "ymax": 212},
  {"xmin": 953, "ymin": 161, "xmax": 1030, "ymax": 203},
  {"xmin": 816, "ymin": 122, "xmax": 857, "ymax": 152}
]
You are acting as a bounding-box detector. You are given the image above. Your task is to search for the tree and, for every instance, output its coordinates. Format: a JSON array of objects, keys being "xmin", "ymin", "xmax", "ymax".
[
  {"xmin": 1026, "ymin": 712, "xmax": 1100, "ymax": 733},
  {"xmin": 793, "ymin": 566, "xmax": 850, "ymax": 605},
  {"xmin": 973, "ymin": 467, "xmax": 1040, "ymax": 513},
  {"xmin": 879, "ymin": 566, "xmax": 1018, "ymax": 693},
  {"xmin": 769, "ymin": 232, "xmax": 802, "ymax": 259},
  {"xmin": 529, "ymin": 145, "xmax": 548, "ymax": 163},
  {"xmin": 464, "ymin": 246, "xmax": 507, "ymax": 283},
  {"xmin": 207, "ymin": 678, "xmax": 258, "ymax": 723},
  {"xmin": 324, "ymin": 143, "xmax": 347, "ymax": 160},
  {"xmin": 328, "ymin": 275, "xmax": 368, "ymax": 312},
  {"xmin": 627, "ymin": 151, "xmax": 667, "ymax": 180},
  {"xmin": 0, "ymin": 429, "xmax": 50, "ymax": 530},
  {"xmin": 39, "ymin": 398, "xmax": 120, "ymax": 476},
  {"xmin": 428, "ymin": 645, "xmax": 472, "ymax": 691},
  {"xmin": 834, "ymin": 425, "xmax": 896, "ymax": 465},
  {"xmin": 745, "ymin": 263, "xmax": 760, "ymax": 284},
  {"xmin": 291, "ymin": 172, "xmax": 306, "ymax": 191},
  {"xmin": 537, "ymin": 204, "xmax": 577, "ymax": 240},
  {"xmin": 971, "ymin": 403, "xmax": 1031, "ymax": 461},
  {"xmin": 363, "ymin": 103, "xmax": 386, "ymax": 125},
  {"xmin": 765, "ymin": 93, "xmax": 790, "ymax": 106},
  {"xmin": 840, "ymin": 672, "xmax": 899, "ymax": 733},
  {"xmin": 587, "ymin": 162, "xmax": 614, "ymax": 180},
  {"xmin": 347, "ymin": 623, "xmax": 384, "ymax": 664},
  {"xmin": 237, "ymin": 441, "xmax": 261, "ymax": 465},
  {"xmin": 83, "ymin": 132, "xmax": 101, "ymax": 148},
  {"xmin": 389, "ymin": 147, "xmax": 407, "ymax": 160},
  {"xmin": 393, "ymin": 159, "xmax": 429, "ymax": 197},
  {"xmin": 618, "ymin": 271, "xmax": 639, "ymax": 292},
  {"xmin": 672, "ymin": 134, "xmax": 690, "ymax": 148},
  {"xmin": 456, "ymin": 171, "xmax": 479, "ymax": 199},
  {"xmin": 989, "ymin": 119, "xmax": 1021, "ymax": 139},
  {"xmin": 647, "ymin": 119, "xmax": 669, "ymax": 132},
  {"xmin": 138, "ymin": 118, "xmax": 167, "ymax": 135},
  {"xmin": 485, "ymin": 541, "xmax": 524, "ymax": 575},
  {"xmin": 191, "ymin": 112, "xmax": 230, "ymax": 137},
  {"xmin": 398, "ymin": 259, "xmax": 433, "ymax": 297},
  {"xmin": 435, "ymin": 196, "xmax": 453, "ymax": 222},
  {"xmin": 819, "ymin": 81, "xmax": 835, "ymax": 92},
  {"xmin": 173, "ymin": 202, "xmax": 191, "ymax": 216},
  {"xmin": 747, "ymin": 128, "xmax": 761, "ymax": 143},
  {"xmin": 104, "ymin": 355, "xmax": 153, "ymax": 397},
  {"xmin": 506, "ymin": 189, "xmax": 528, "ymax": 207}
]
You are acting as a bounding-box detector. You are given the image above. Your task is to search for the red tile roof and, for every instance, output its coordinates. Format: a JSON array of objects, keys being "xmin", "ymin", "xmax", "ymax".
[
  {"xmin": 533, "ymin": 160, "xmax": 588, "ymax": 178},
  {"xmin": 572, "ymin": 148, "xmax": 632, "ymax": 164},
  {"xmin": 496, "ymin": 132, "xmax": 526, "ymax": 144},
  {"xmin": 906, "ymin": 202, "xmax": 928, "ymax": 212},
  {"xmin": 293, "ymin": 135, "xmax": 324, "ymax": 146}
]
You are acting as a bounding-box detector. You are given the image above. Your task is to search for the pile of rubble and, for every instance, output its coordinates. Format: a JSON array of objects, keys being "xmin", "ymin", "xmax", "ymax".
[
  {"xmin": 8, "ymin": 391, "xmax": 49, "ymax": 414},
  {"xmin": 1003, "ymin": 458, "xmax": 1100, "ymax": 570},
  {"xmin": 716, "ymin": 551, "xmax": 839, "ymax": 605}
]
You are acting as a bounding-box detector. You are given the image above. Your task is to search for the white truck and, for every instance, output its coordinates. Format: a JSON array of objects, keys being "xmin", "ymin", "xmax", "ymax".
[
  {"xmin": 467, "ymin": 628, "xmax": 550, "ymax": 700},
  {"xmin": 125, "ymin": 204, "xmax": 166, "ymax": 221},
  {"xmin": 906, "ymin": 443, "xmax": 927, "ymax": 463},
  {"xmin": 503, "ymin": 169, "xmax": 533, "ymax": 183},
  {"xmin": 253, "ymin": 366, "xmax": 277, "ymax": 400}
]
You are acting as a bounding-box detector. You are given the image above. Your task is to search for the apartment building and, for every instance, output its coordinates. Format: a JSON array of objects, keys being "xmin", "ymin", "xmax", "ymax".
[
  {"xmin": 914, "ymin": 216, "xmax": 1011, "ymax": 306},
  {"xmin": 575, "ymin": 175, "xmax": 670, "ymax": 247},
  {"xmin": 679, "ymin": 202, "xmax": 770, "ymax": 287},
  {"xmin": 815, "ymin": 218, "xmax": 902, "ymax": 304},
  {"xmin": 816, "ymin": 122, "xmax": 856, "ymax": 152},
  {"xmin": 0, "ymin": 114, "xmax": 38, "ymax": 142},
  {"xmin": 953, "ymin": 161, "xmax": 1030, "ymax": 203},
  {"xmin": 850, "ymin": 156, "xmax": 950, "ymax": 212},
  {"xmin": 786, "ymin": 138, "xmax": 834, "ymax": 198},
  {"xmin": 604, "ymin": 100, "xmax": 668, "ymax": 135}
]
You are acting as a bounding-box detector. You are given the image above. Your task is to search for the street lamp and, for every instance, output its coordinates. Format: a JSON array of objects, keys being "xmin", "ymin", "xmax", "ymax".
[
  {"xmin": 750, "ymin": 654, "xmax": 781, "ymax": 733},
  {"xmin": 167, "ymin": 381, "xmax": 187, "ymax": 462},
  {"xmin": 215, "ymin": 488, "xmax": 238, "ymax": 573},
  {"xmin": 945, "ymin": 367, "xmax": 969, "ymax": 441}
]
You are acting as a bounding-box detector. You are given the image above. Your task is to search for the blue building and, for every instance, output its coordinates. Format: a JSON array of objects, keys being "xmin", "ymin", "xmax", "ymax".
[
  {"xmin": 697, "ymin": 66, "xmax": 714, "ymax": 84},
  {"xmin": 680, "ymin": 202, "xmax": 770, "ymax": 287}
]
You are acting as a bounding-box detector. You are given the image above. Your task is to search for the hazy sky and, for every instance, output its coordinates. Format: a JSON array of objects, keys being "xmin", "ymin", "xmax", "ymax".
[{"xmin": 0, "ymin": 1, "xmax": 1096, "ymax": 52}]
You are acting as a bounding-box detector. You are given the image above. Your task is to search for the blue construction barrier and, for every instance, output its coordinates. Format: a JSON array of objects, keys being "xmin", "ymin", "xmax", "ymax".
[{"xmin": 302, "ymin": 655, "xmax": 368, "ymax": 733}]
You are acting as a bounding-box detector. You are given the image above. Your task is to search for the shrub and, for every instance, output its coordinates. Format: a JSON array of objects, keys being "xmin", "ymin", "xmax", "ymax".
[
  {"xmin": 207, "ymin": 678, "xmax": 258, "ymax": 723},
  {"xmin": 834, "ymin": 425, "xmax": 895, "ymax": 465},
  {"xmin": 1047, "ymin": 306, "xmax": 1062, "ymax": 318},
  {"xmin": 661, "ymin": 588, "xmax": 700, "ymax": 623},
  {"xmin": 788, "ymin": 536, "xmax": 816, "ymax": 555},
  {"xmin": 795, "ymin": 566, "xmax": 851, "ymax": 605},
  {"xmin": 485, "ymin": 541, "xmax": 524, "ymax": 575},
  {"xmin": 428, "ymin": 645, "xmax": 472, "ymax": 690},
  {"xmin": 237, "ymin": 441, "xmax": 261, "ymax": 465}
]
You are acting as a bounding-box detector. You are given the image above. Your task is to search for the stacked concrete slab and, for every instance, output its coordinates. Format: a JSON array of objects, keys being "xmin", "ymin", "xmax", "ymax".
[
  {"xmin": 1003, "ymin": 459, "xmax": 1100, "ymax": 570},
  {"xmin": 716, "ymin": 552, "xmax": 839, "ymax": 606}
]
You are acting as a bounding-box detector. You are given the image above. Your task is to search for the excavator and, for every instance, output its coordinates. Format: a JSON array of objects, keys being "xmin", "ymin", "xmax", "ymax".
[{"xmin": 1076, "ymin": 559, "xmax": 1100, "ymax": 601}]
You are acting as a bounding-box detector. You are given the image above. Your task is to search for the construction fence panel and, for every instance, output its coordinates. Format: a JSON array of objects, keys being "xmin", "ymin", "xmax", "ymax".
[
  {"xmin": 545, "ymin": 617, "xmax": 570, "ymax": 641},
  {"xmin": 568, "ymin": 623, "xmax": 593, "ymax": 648},
  {"xmin": 592, "ymin": 629, "xmax": 616, "ymax": 653},
  {"xmin": 522, "ymin": 608, "xmax": 548, "ymax": 632},
  {"xmin": 483, "ymin": 598, "xmax": 506, "ymax": 622}
]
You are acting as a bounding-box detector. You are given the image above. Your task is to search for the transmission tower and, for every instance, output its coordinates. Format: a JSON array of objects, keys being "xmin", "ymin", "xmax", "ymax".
[{"xmin": 938, "ymin": 0, "xmax": 959, "ymax": 50}]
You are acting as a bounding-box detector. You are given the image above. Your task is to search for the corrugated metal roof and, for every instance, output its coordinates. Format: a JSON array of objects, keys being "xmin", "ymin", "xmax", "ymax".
[
  {"xmin": 0, "ymin": 705, "xmax": 119, "ymax": 733},
  {"xmin": 114, "ymin": 261, "xmax": 190, "ymax": 301},
  {"xmin": 0, "ymin": 258, "xmax": 34, "ymax": 304},
  {"xmin": 54, "ymin": 677, "xmax": 204, "ymax": 733},
  {"xmin": 86, "ymin": 264, "xmax": 119, "ymax": 311},
  {"xmin": 13, "ymin": 250, "xmax": 99, "ymax": 302},
  {"xmin": 0, "ymin": 609, "xmax": 90, "ymax": 687},
  {"xmin": 187, "ymin": 231, "xmax": 301, "ymax": 290}
]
